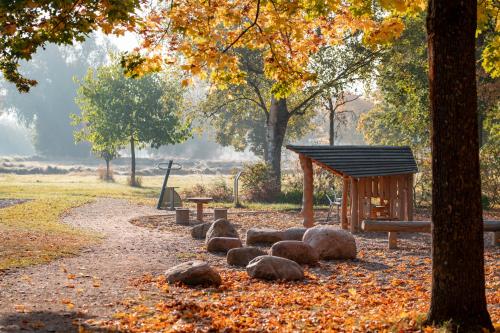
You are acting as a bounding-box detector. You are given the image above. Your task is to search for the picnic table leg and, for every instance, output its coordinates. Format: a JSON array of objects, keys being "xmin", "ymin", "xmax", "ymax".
[
  {"xmin": 388, "ymin": 232, "xmax": 398, "ymax": 249},
  {"xmin": 196, "ymin": 203, "xmax": 204, "ymax": 222}
]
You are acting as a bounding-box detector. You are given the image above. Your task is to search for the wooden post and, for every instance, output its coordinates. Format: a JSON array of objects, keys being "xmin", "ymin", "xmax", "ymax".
[
  {"xmin": 350, "ymin": 178, "xmax": 359, "ymax": 233},
  {"xmin": 358, "ymin": 178, "xmax": 365, "ymax": 229},
  {"xmin": 175, "ymin": 208, "xmax": 190, "ymax": 225},
  {"xmin": 373, "ymin": 176, "xmax": 379, "ymax": 197},
  {"xmin": 407, "ymin": 174, "xmax": 414, "ymax": 220},
  {"xmin": 299, "ymin": 154, "xmax": 314, "ymax": 228},
  {"xmin": 388, "ymin": 232, "xmax": 398, "ymax": 249},
  {"xmin": 214, "ymin": 208, "xmax": 228, "ymax": 221},
  {"xmin": 390, "ymin": 176, "xmax": 398, "ymax": 219},
  {"xmin": 341, "ymin": 176, "xmax": 349, "ymax": 230},
  {"xmin": 398, "ymin": 176, "xmax": 405, "ymax": 220}
]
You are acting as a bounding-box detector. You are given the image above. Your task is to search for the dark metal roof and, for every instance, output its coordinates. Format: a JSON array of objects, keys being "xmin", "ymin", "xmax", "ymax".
[{"xmin": 286, "ymin": 145, "xmax": 418, "ymax": 177}]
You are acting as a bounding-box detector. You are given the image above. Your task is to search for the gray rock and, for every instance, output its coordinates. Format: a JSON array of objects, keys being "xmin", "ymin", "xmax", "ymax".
[
  {"xmin": 270, "ymin": 240, "xmax": 319, "ymax": 265},
  {"xmin": 207, "ymin": 237, "xmax": 242, "ymax": 253},
  {"xmin": 302, "ymin": 226, "xmax": 356, "ymax": 260},
  {"xmin": 165, "ymin": 261, "xmax": 221, "ymax": 286},
  {"xmin": 191, "ymin": 222, "xmax": 212, "ymax": 239},
  {"xmin": 227, "ymin": 247, "xmax": 267, "ymax": 267},
  {"xmin": 246, "ymin": 255, "xmax": 304, "ymax": 281},
  {"xmin": 206, "ymin": 219, "xmax": 239, "ymax": 244},
  {"xmin": 246, "ymin": 228, "xmax": 284, "ymax": 245},
  {"xmin": 283, "ymin": 227, "xmax": 307, "ymax": 241}
]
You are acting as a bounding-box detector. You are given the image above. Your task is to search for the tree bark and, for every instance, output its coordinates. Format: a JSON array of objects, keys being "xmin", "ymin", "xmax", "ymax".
[
  {"xmin": 426, "ymin": 0, "xmax": 493, "ymax": 331},
  {"xmin": 265, "ymin": 97, "xmax": 290, "ymax": 195},
  {"xmin": 105, "ymin": 158, "xmax": 110, "ymax": 181},
  {"xmin": 130, "ymin": 135, "xmax": 136, "ymax": 187},
  {"xmin": 328, "ymin": 97, "xmax": 335, "ymax": 145}
]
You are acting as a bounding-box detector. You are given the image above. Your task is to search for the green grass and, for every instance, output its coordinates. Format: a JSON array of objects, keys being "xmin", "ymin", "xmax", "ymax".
[{"xmin": 0, "ymin": 173, "xmax": 317, "ymax": 270}]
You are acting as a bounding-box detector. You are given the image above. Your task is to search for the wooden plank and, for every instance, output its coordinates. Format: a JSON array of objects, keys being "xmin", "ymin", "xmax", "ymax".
[
  {"xmin": 366, "ymin": 177, "xmax": 372, "ymax": 198},
  {"xmin": 372, "ymin": 177, "xmax": 379, "ymax": 197},
  {"xmin": 361, "ymin": 220, "xmax": 431, "ymax": 232},
  {"xmin": 299, "ymin": 154, "xmax": 314, "ymax": 228},
  {"xmin": 350, "ymin": 178, "xmax": 359, "ymax": 233},
  {"xmin": 341, "ymin": 176, "xmax": 349, "ymax": 230},
  {"xmin": 484, "ymin": 220, "xmax": 500, "ymax": 231}
]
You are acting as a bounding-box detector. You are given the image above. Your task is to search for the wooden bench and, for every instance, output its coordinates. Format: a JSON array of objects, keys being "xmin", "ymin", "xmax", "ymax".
[{"xmin": 361, "ymin": 220, "xmax": 500, "ymax": 249}]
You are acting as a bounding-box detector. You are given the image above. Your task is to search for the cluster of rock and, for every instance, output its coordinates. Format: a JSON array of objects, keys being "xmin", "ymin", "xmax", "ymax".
[{"xmin": 164, "ymin": 219, "xmax": 357, "ymax": 286}]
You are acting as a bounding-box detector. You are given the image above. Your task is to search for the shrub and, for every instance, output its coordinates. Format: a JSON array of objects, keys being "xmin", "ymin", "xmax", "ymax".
[
  {"xmin": 97, "ymin": 166, "xmax": 114, "ymax": 182},
  {"xmin": 182, "ymin": 178, "xmax": 232, "ymax": 202},
  {"xmin": 240, "ymin": 162, "xmax": 277, "ymax": 202},
  {"xmin": 128, "ymin": 176, "xmax": 142, "ymax": 187},
  {"xmin": 480, "ymin": 144, "xmax": 499, "ymax": 208},
  {"xmin": 281, "ymin": 161, "xmax": 341, "ymax": 205}
]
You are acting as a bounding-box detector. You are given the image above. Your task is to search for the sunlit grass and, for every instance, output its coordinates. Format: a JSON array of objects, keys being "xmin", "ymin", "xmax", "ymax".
[{"xmin": 0, "ymin": 173, "xmax": 231, "ymax": 270}]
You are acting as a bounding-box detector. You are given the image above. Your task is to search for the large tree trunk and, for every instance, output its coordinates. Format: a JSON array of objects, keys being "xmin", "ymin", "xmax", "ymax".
[
  {"xmin": 426, "ymin": 0, "xmax": 493, "ymax": 331},
  {"xmin": 265, "ymin": 97, "xmax": 290, "ymax": 195},
  {"xmin": 130, "ymin": 135, "xmax": 136, "ymax": 186}
]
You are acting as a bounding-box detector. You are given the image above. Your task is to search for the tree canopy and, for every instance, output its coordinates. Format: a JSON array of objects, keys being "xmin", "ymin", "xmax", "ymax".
[
  {"xmin": 73, "ymin": 60, "xmax": 191, "ymax": 184},
  {"xmin": 0, "ymin": 0, "xmax": 140, "ymax": 92}
]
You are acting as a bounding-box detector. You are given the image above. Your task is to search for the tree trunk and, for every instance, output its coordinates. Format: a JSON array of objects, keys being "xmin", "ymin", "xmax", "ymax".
[
  {"xmin": 130, "ymin": 135, "xmax": 136, "ymax": 186},
  {"xmin": 426, "ymin": 0, "xmax": 493, "ymax": 331},
  {"xmin": 105, "ymin": 158, "xmax": 110, "ymax": 181},
  {"xmin": 328, "ymin": 97, "xmax": 335, "ymax": 146},
  {"xmin": 265, "ymin": 97, "xmax": 290, "ymax": 195}
]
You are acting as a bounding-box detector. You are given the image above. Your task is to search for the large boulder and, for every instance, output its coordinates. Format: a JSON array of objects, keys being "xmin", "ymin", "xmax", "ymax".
[
  {"xmin": 283, "ymin": 227, "xmax": 307, "ymax": 241},
  {"xmin": 207, "ymin": 237, "xmax": 242, "ymax": 253},
  {"xmin": 165, "ymin": 261, "xmax": 221, "ymax": 286},
  {"xmin": 246, "ymin": 228, "xmax": 284, "ymax": 245},
  {"xmin": 270, "ymin": 240, "xmax": 319, "ymax": 265},
  {"xmin": 191, "ymin": 222, "xmax": 212, "ymax": 239},
  {"xmin": 206, "ymin": 219, "xmax": 239, "ymax": 244},
  {"xmin": 247, "ymin": 255, "xmax": 304, "ymax": 281},
  {"xmin": 302, "ymin": 226, "xmax": 356, "ymax": 260},
  {"xmin": 227, "ymin": 247, "xmax": 267, "ymax": 267}
]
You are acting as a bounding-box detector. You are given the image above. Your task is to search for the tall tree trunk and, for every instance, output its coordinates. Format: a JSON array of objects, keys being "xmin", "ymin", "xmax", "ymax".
[
  {"xmin": 130, "ymin": 135, "xmax": 136, "ymax": 186},
  {"xmin": 328, "ymin": 97, "xmax": 335, "ymax": 146},
  {"xmin": 426, "ymin": 0, "xmax": 493, "ymax": 331},
  {"xmin": 105, "ymin": 158, "xmax": 110, "ymax": 180},
  {"xmin": 265, "ymin": 97, "xmax": 290, "ymax": 195}
]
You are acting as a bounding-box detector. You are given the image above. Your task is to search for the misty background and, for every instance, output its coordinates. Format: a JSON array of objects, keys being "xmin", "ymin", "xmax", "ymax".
[{"xmin": 0, "ymin": 35, "xmax": 371, "ymax": 175}]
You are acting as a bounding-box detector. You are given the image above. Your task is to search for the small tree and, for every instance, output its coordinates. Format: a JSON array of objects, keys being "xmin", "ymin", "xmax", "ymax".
[{"xmin": 74, "ymin": 61, "xmax": 191, "ymax": 186}]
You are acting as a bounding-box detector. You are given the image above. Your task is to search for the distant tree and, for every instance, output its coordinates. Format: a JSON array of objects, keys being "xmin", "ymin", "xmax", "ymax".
[
  {"xmin": 199, "ymin": 44, "xmax": 375, "ymax": 195},
  {"xmin": 358, "ymin": 13, "xmax": 499, "ymax": 206},
  {"xmin": 74, "ymin": 61, "xmax": 191, "ymax": 186},
  {"xmin": 1, "ymin": 38, "xmax": 108, "ymax": 157},
  {"xmin": 0, "ymin": 0, "xmax": 139, "ymax": 92}
]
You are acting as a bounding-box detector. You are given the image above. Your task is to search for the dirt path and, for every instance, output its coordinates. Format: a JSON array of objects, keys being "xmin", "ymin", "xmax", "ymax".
[{"xmin": 0, "ymin": 198, "xmax": 197, "ymax": 333}]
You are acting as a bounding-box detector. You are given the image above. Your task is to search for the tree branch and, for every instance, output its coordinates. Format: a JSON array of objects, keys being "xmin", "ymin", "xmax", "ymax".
[{"xmin": 222, "ymin": 0, "xmax": 261, "ymax": 53}]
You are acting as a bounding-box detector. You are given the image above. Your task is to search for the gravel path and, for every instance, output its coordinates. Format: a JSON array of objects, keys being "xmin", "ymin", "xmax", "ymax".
[{"xmin": 0, "ymin": 198, "xmax": 197, "ymax": 333}]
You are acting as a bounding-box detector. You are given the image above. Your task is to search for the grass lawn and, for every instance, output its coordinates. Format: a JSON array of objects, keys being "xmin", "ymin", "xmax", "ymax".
[
  {"xmin": 0, "ymin": 173, "xmax": 303, "ymax": 270},
  {"xmin": 0, "ymin": 173, "xmax": 215, "ymax": 270}
]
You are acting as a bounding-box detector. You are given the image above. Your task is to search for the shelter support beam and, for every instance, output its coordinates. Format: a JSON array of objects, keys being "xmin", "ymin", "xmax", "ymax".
[
  {"xmin": 299, "ymin": 154, "xmax": 314, "ymax": 228},
  {"xmin": 350, "ymin": 178, "xmax": 359, "ymax": 232},
  {"xmin": 341, "ymin": 176, "xmax": 349, "ymax": 230}
]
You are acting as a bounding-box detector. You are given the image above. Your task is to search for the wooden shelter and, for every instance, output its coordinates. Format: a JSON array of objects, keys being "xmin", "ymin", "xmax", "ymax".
[{"xmin": 286, "ymin": 145, "xmax": 418, "ymax": 231}]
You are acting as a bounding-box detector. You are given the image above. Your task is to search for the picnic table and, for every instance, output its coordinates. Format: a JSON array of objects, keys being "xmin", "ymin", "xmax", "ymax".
[{"xmin": 186, "ymin": 197, "xmax": 214, "ymax": 222}]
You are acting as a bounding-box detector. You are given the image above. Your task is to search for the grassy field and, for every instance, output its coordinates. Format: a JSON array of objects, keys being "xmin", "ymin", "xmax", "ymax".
[
  {"xmin": 0, "ymin": 173, "xmax": 302, "ymax": 270},
  {"xmin": 0, "ymin": 173, "xmax": 217, "ymax": 270}
]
